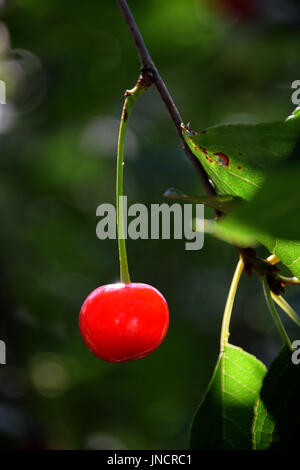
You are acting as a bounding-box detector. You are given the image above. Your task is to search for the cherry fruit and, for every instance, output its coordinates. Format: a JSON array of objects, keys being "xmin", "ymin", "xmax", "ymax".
[
  {"xmin": 80, "ymin": 81, "xmax": 169, "ymax": 363},
  {"xmin": 79, "ymin": 282, "xmax": 169, "ymax": 363}
]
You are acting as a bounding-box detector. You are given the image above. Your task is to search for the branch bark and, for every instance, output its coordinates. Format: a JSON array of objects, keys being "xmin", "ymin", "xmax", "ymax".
[{"xmin": 116, "ymin": 0, "xmax": 215, "ymax": 196}]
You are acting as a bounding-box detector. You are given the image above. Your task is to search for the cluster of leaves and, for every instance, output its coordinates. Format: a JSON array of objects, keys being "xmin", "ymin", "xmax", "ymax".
[
  {"xmin": 182, "ymin": 106, "xmax": 300, "ymax": 278},
  {"xmin": 189, "ymin": 344, "xmax": 300, "ymax": 449},
  {"xmin": 181, "ymin": 107, "xmax": 300, "ymax": 449}
]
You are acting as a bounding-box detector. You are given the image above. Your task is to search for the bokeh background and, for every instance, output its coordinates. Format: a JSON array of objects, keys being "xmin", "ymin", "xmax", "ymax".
[{"xmin": 0, "ymin": 0, "xmax": 300, "ymax": 450}]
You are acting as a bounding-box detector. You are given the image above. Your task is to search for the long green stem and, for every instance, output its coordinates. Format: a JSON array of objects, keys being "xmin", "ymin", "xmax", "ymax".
[
  {"xmin": 262, "ymin": 278, "xmax": 292, "ymax": 351},
  {"xmin": 271, "ymin": 293, "xmax": 300, "ymax": 329},
  {"xmin": 220, "ymin": 256, "xmax": 244, "ymax": 352},
  {"xmin": 116, "ymin": 81, "xmax": 148, "ymax": 283}
]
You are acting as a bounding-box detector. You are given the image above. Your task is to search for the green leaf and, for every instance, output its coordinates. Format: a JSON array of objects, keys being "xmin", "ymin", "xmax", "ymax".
[
  {"xmin": 216, "ymin": 227, "xmax": 300, "ymax": 279},
  {"xmin": 190, "ymin": 344, "xmax": 266, "ymax": 450},
  {"xmin": 253, "ymin": 346, "xmax": 300, "ymax": 449},
  {"xmin": 182, "ymin": 110, "xmax": 300, "ymax": 275},
  {"xmin": 217, "ymin": 161, "xmax": 300, "ymax": 277},
  {"xmin": 203, "ymin": 219, "xmax": 258, "ymax": 247},
  {"xmin": 219, "ymin": 161, "xmax": 300, "ymax": 241},
  {"xmin": 258, "ymin": 236, "xmax": 300, "ymax": 279},
  {"xmin": 181, "ymin": 111, "xmax": 300, "ymax": 201}
]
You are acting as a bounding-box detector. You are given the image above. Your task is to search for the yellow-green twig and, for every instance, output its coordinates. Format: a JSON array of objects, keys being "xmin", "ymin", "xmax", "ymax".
[
  {"xmin": 220, "ymin": 256, "xmax": 244, "ymax": 352},
  {"xmin": 262, "ymin": 278, "xmax": 292, "ymax": 351},
  {"xmin": 271, "ymin": 293, "xmax": 300, "ymax": 329}
]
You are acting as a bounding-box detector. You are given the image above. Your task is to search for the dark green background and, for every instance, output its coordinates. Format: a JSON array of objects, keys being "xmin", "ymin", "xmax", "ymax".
[{"xmin": 0, "ymin": 0, "xmax": 299, "ymax": 449}]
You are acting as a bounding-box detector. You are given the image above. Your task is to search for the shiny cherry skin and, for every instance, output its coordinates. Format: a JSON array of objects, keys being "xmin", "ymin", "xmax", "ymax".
[{"xmin": 79, "ymin": 282, "xmax": 169, "ymax": 363}]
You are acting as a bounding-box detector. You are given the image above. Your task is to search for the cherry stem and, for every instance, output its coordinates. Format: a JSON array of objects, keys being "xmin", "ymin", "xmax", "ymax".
[
  {"xmin": 116, "ymin": 79, "xmax": 149, "ymax": 284},
  {"xmin": 220, "ymin": 256, "xmax": 244, "ymax": 352},
  {"xmin": 271, "ymin": 292, "xmax": 300, "ymax": 329},
  {"xmin": 262, "ymin": 278, "xmax": 293, "ymax": 351}
]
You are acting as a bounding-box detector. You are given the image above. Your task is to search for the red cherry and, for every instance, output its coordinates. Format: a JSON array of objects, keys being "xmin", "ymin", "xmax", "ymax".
[{"xmin": 79, "ymin": 283, "xmax": 169, "ymax": 363}]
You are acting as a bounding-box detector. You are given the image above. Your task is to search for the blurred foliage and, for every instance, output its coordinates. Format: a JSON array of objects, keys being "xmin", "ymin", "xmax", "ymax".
[{"xmin": 0, "ymin": 0, "xmax": 299, "ymax": 449}]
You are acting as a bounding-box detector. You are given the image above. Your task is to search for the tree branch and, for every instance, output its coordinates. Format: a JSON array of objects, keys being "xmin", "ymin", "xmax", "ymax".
[{"xmin": 116, "ymin": 0, "xmax": 216, "ymax": 196}]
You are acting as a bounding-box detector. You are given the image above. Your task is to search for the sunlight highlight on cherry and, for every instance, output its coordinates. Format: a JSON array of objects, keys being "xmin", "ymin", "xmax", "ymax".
[{"xmin": 79, "ymin": 283, "xmax": 169, "ymax": 363}]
